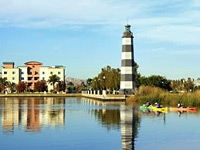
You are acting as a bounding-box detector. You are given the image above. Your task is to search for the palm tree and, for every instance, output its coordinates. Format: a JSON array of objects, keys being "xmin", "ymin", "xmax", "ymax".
[
  {"xmin": 47, "ymin": 75, "xmax": 60, "ymax": 91},
  {"xmin": 0, "ymin": 77, "xmax": 7, "ymax": 85},
  {"xmin": 6, "ymin": 81, "xmax": 15, "ymax": 93}
]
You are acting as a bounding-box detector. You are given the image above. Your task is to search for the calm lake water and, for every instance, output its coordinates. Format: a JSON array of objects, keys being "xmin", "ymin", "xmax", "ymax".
[{"xmin": 0, "ymin": 97, "xmax": 200, "ymax": 150}]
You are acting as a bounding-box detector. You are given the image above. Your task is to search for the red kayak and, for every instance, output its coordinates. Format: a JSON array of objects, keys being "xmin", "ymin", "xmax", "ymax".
[{"xmin": 170, "ymin": 107, "xmax": 197, "ymax": 112}]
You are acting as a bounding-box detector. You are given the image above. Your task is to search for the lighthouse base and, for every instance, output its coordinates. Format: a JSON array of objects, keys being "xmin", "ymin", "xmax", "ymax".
[{"xmin": 119, "ymin": 89, "xmax": 135, "ymax": 95}]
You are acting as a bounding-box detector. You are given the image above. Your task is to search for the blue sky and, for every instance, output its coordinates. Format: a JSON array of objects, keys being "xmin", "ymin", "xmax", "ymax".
[{"xmin": 0, "ymin": 0, "xmax": 200, "ymax": 80}]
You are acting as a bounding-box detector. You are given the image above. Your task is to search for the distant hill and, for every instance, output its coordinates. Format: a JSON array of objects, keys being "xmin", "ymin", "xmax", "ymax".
[{"xmin": 66, "ymin": 77, "xmax": 86, "ymax": 86}]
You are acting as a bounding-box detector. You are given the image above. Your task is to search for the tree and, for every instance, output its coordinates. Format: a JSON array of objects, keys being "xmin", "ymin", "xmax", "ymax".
[
  {"xmin": 76, "ymin": 85, "xmax": 82, "ymax": 93},
  {"xmin": 134, "ymin": 62, "xmax": 141, "ymax": 88},
  {"xmin": 92, "ymin": 77, "xmax": 100, "ymax": 90},
  {"xmin": 0, "ymin": 84, "xmax": 5, "ymax": 93},
  {"xmin": 66, "ymin": 82, "xmax": 75, "ymax": 93},
  {"xmin": 140, "ymin": 75, "xmax": 171, "ymax": 91},
  {"xmin": 91, "ymin": 66, "xmax": 121, "ymax": 91},
  {"xmin": 16, "ymin": 82, "xmax": 27, "ymax": 93},
  {"xmin": 6, "ymin": 81, "xmax": 16, "ymax": 93},
  {"xmin": 47, "ymin": 75, "xmax": 60, "ymax": 91},
  {"xmin": 140, "ymin": 76, "xmax": 148, "ymax": 86},
  {"xmin": 86, "ymin": 78, "xmax": 92, "ymax": 89},
  {"xmin": 184, "ymin": 78, "xmax": 194, "ymax": 92},
  {"xmin": 0, "ymin": 77, "xmax": 7, "ymax": 85},
  {"xmin": 56, "ymin": 81, "xmax": 66, "ymax": 92},
  {"xmin": 34, "ymin": 80, "xmax": 47, "ymax": 92},
  {"xmin": 81, "ymin": 81, "xmax": 86, "ymax": 90}
]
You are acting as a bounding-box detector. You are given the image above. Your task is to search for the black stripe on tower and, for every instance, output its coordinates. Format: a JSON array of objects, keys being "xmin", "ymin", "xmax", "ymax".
[
  {"xmin": 121, "ymin": 60, "xmax": 134, "ymax": 67},
  {"xmin": 121, "ymin": 74, "xmax": 135, "ymax": 81},
  {"xmin": 122, "ymin": 45, "xmax": 133, "ymax": 52}
]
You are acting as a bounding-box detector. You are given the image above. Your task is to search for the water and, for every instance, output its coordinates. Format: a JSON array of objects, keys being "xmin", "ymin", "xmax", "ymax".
[{"xmin": 0, "ymin": 97, "xmax": 200, "ymax": 150}]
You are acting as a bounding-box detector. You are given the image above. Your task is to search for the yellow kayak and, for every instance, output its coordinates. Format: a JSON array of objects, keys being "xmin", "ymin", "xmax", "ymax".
[{"xmin": 153, "ymin": 107, "xmax": 168, "ymax": 113}]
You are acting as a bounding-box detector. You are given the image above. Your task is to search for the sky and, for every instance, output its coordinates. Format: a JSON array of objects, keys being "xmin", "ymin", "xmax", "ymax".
[{"xmin": 0, "ymin": 0, "xmax": 200, "ymax": 80}]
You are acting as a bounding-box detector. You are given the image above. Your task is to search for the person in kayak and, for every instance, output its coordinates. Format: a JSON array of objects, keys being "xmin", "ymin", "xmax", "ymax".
[
  {"xmin": 177, "ymin": 102, "xmax": 182, "ymax": 108},
  {"xmin": 155, "ymin": 102, "xmax": 162, "ymax": 108},
  {"xmin": 146, "ymin": 101, "xmax": 151, "ymax": 107}
]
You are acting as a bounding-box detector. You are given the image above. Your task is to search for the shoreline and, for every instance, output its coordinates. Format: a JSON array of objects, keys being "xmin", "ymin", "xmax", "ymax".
[
  {"xmin": 0, "ymin": 93, "xmax": 81, "ymax": 97},
  {"xmin": 0, "ymin": 93, "xmax": 127, "ymax": 101}
]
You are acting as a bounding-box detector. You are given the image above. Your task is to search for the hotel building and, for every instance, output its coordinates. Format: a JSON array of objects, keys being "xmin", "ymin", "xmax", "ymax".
[
  {"xmin": 1, "ymin": 61, "xmax": 65, "ymax": 91},
  {"xmin": 1, "ymin": 62, "xmax": 20, "ymax": 86}
]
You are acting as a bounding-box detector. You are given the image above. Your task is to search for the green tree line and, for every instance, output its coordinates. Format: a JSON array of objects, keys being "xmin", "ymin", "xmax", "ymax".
[{"xmin": 86, "ymin": 62, "xmax": 198, "ymax": 92}]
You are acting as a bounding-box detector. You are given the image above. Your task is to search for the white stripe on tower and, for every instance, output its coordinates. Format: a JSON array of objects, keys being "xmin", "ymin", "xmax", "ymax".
[{"xmin": 120, "ymin": 24, "xmax": 135, "ymax": 95}]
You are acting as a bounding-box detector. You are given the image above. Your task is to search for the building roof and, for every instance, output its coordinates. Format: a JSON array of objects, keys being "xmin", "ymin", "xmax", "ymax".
[
  {"xmin": 3, "ymin": 62, "xmax": 14, "ymax": 64},
  {"xmin": 24, "ymin": 61, "xmax": 42, "ymax": 64},
  {"xmin": 51, "ymin": 65, "xmax": 65, "ymax": 68},
  {"xmin": 35, "ymin": 65, "xmax": 65, "ymax": 68},
  {"xmin": 18, "ymin": 66, "xmax": 28, "ymax": 68}
]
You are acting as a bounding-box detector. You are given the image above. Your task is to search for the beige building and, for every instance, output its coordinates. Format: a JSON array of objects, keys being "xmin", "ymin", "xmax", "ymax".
[
  {"xmin": 1, "ymin": 62, "xmax": 65, "ymax": 92},
  {"xmin": 40, "ymin": 65, "xmax": 65, "ymax": 91},
  {"xmin": 2, "ymin": 62, "xmax": 20, "ymax": 86}
]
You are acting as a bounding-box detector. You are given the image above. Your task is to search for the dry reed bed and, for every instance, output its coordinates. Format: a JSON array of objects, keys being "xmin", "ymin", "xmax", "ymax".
[{"xmin": 131, "ymin": 86, "xmax": 200, "ymax": 107}]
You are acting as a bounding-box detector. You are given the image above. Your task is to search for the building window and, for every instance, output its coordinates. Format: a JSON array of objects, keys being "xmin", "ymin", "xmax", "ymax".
[
  {"xmin": 28, "ymin": 77, "xmax": 32, "ymax": 80},
  {"xmin": 21, "ymin": 72, "xmax": 24, "ymax": 74},
  {"xmin": 4, "ymin": 77, "xmax": 7, "ymax": 80},
  {"xmin": 28, "ymin": 72, "xmax": 32, "ymax": 75},
  {"xmin": 21, "ymin": 77, "xmax": 24, "ymax": 80},
  {"xmin": 34, "ymin": 77, "xmax": 39, "ymax": 80},
  {"xmin": 12, "ymin": 71, "xmax": 15, "ymax": 74},
  {"xmin": 32, "ymin": 65, "xmax": 35, "ymax": 68},
  {"xmin": 42, "ymin": 77, "xmax": 45, "ymax": 80},
  {"xmin": 4, "ymin": 71, "xmax": 7, "ymax": 75},
  {"xmin": 28, "ymin": 83, "xmax": 32, "ymax": 86},
  {"xmin": 58, "ymin": 72, "xmax": 61, "ymax": 75},
  {"xmin": 42, "ymin": 72, "xmax": 45, "ymax": 75},
  {"xmin": 12, "ymin": 77, "xmax": 15, "ymax": 80},
  {"xmin": 50, "ymin": 72, "xmax": 53, "ymax": 75},
  {"xmin": 35, "ymin": 71, "xmax": 38, "ymax": 75}
]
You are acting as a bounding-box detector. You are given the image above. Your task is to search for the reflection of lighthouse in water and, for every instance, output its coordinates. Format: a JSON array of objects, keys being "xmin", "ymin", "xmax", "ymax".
[{"xmin": 120, "ymin": 106, "xmax": 135, "ymax": 150}]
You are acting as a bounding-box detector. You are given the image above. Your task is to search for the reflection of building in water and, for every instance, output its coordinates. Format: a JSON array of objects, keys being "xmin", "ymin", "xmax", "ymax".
[
  {"xmin": 1, "ymin": 99, "xmax": 19, "ymax": 134},
  {"xmin": 120, "ymin": 106, "xmax": 139, "ymax": 150},
  {"xmin": 40, "ymin": 97, "xmax": 65, "ymax": 127},
  {"xmin": 26, "ymin": 98, "xmax": 41, "ymax": 132},
  {"xmin": 1, "ymin": 98, "xmax": 65, "ymax": 134},
  {"xmin": 19, "ymin": 99, "xmax": 28, "ymax": 128}
]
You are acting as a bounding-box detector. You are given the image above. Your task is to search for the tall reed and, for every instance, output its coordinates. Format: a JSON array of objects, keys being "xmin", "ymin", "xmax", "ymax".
[{"xmin": 135, "ymin": 86, "xmax": 200, "ymax": 107}]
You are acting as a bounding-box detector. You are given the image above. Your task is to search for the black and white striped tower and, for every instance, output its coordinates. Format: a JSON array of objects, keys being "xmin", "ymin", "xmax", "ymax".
[{"xmin": 120, "ymin": 24, "xmax": 135, "ymax": 95}]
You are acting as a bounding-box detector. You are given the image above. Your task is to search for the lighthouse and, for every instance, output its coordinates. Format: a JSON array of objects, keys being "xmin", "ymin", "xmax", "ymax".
[{"xmin": 120, "ymin": 24, "xmax": 135, "ymax": 95}]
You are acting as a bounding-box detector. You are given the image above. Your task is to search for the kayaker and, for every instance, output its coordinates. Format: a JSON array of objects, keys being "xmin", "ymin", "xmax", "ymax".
[
  {"xmin": 155, "ymin": 102, "xmax": 162, "ymax": 108},
  {"xmin": 177, "ymin": 102, "xmax": 181, "ymax": 108},
  {"xmin": 146, "ymin": 101, "xmax": 151, "ymax": 107}
]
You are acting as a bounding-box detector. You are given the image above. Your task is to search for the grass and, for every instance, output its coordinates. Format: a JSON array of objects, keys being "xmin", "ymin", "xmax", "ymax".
[{"xmin": 127, "ymin": 86, "xmax": 200, "ymax": 107}]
